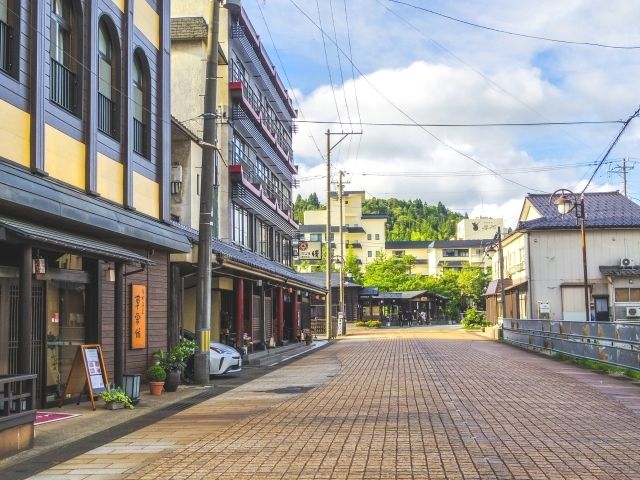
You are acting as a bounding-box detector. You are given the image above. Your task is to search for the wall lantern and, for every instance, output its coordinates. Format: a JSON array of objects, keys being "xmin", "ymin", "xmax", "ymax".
[{"xmin": 122, "ymin": 373, "xmax": 141, "ymax": 405}]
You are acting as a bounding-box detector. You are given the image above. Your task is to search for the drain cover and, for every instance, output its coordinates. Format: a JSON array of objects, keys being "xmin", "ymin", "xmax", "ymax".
[{"xmin": 268, "ymin": 386, "xmax": 314, "ymax": 394}]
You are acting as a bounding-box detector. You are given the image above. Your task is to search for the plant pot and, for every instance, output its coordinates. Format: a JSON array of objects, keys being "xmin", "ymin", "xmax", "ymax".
[
  {"xmin": 163, "ymin": 370, "xmax": 180, "ymax": 392},
  {"xmin": 105, "ymin": 401, "xmax": 125, "ymax": 410},
  {"xmin": 149, "ymin": 381, "xmax": 164, "ymax": 396}
]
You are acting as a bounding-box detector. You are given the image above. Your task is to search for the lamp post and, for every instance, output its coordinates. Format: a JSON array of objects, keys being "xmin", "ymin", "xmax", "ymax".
[
  {"xmin": 485, "ymin": 227, "xmax": 507, "ymax": 324},
  {"xmin": 550, "ymin": 189, "xmax": 589, "ymax": 323}
]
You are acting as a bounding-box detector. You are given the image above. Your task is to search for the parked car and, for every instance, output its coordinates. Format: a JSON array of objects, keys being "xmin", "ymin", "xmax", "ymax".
[{"xmin": 209, "ymin": 342, "xmax": 242, "ymax": 375}]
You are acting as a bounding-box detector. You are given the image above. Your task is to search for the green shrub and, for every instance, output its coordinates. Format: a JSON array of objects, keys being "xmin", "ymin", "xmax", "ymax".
[
  {"xmin": 355, "ymin": 321, "xmax": 366, "ymax": 327},
  {"xmin": 365, "ymin": 320, "xmax": 382, "ymax": 328},
  {"xmin": 461, "ymin": 307, "xmax": 490, "ymax": 329},
  {"xmin": 147, "ymin": 364, "xmax": 166, "ymax": 382},
  {"xmin": 101, "ymin": 387, "xmax": 134, "ymax": 409}
]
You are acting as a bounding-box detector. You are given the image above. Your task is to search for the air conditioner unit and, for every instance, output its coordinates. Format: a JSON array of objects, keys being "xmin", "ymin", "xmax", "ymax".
[
  {"xmin": 626, "ymin": 306, "xmax": 640, "ymax": 318},
  {"xmin": 620, "ymin": 258, "xmax": 635, "ymax": 268}
]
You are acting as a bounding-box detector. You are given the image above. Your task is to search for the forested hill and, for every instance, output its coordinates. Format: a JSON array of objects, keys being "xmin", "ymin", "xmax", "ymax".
[
  {"xmin": 363, "ymin": 198, "xmax": 464, "ymax": 241},
  {"xmin": 294, "ymin": 194, "xmax": 465, "ymax": 241}
]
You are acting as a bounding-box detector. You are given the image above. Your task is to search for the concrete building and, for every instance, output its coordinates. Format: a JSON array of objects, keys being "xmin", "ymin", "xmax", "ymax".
[
  {"xmin": 0, "ymin": 0, "xmax": 193, "ymax": 413},
  {"xmin": 485, "ymin": 192, "xmax": 640, "ymax": 323},
  {"xmin": 456, "ymin": 217, "xmax": 503, "ymax": 240},
  {"xmin": 170, "ymin": 0, "xmax": 323, "ymax": 350}
]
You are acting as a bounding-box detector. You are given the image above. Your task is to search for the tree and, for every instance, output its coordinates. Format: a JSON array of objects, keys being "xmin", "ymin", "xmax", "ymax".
[
  {"xmin": 363, "ymin": 254, "xmax": 417, "ymax": 292},
  {"xmin": 343, "ymin": 245, "xmax": 363, "ymax": 284}
]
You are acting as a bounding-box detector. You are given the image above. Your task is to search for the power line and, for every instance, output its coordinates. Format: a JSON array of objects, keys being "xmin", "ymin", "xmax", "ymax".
[
  {"xmin": 388, "ymin": 0, "xmax": 640, "ymax": 50},
  {"xmin": 315, "ymin": 0, "xmax": 342, "ymax": 125},
  {"xmin": 288, "ymin": 0, "xmax": 546, "ymax": 194},
  {"xmin": 296, "ymin": 119, "xmax": 624, "ymax": 128}
]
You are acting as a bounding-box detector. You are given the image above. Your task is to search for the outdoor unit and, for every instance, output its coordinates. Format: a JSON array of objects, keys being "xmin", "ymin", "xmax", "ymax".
[
  {"xmin": 620, "ymin": 257, "xmax": 635, "ymax": 268},
  {"xmin": 626, "ymin": 306, "xmax": 640, "ymax": 318}
]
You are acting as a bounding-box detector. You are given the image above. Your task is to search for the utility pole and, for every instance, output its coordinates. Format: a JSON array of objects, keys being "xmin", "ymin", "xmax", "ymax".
[
  {"xmin": 194, "ymin": 0, "xmax": 220, "ymax": 384},
  {"xmin": 325, "ymin": 131, "xmax": 361, "ymax": 339},
  {"xmin": 610, "ymin": 158, "xmax": 634, "ymax": 198},
  {"xmin": 338, "ymin": 170, "xmax": 348, "ymax": 335}
]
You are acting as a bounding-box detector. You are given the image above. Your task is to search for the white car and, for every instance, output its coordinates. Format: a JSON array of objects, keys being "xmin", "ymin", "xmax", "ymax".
[{"xmin": 209, "ymin": 342, "xmax": 242, "ymax": 375}]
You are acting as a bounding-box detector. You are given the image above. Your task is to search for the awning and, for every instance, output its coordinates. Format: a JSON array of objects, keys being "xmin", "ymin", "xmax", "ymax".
[
  {"xmin": 485, "ymin": 279, "xmax": 513, "ymax": 296},
  {"xmin": 0, "ymin": 215, "xmax": 150, "ymax": 264}
]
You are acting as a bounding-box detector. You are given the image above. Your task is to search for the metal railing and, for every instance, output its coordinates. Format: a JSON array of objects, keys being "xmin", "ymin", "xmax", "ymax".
[
  {"xmin": 97, "ymin": 92, "xmax": 115, "ymax": 137},
  {"xmin": 0, "ymin": 374, "xmax": 37, "ymax": 426},
  {"xmin": 50, "ymin": 58, "xmax": 77, "ymax": 113},
  {"xmin": 0, "ymin": 19, "xmax": 11, "ymax": 73},
  {"xmin": 503, "ymin": 318, "xmax": 640, "ymax": 371},
  {"xmin": 133, "ymin": 118, "xmax": 146, "ymax": 156}
]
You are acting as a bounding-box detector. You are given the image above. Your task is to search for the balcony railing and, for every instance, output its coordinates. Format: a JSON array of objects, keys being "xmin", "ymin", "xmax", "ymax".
[
  {"xmin": 97, "ymin": 92, "xmax": 115, "ymax": 138},
  {"xmin": 0, "ymin": 19, "xmax": 12, "ymax": 73},
  {"xmin": 133, "ymin": 118, "xmax": 146, "ymax": 157},
  {"xmin": 50, "ymin": 58, "xmax": 77, "ymax": 113}
]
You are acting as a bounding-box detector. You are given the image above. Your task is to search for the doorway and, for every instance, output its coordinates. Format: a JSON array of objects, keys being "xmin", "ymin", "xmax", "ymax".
[{"xmin": 594, "ymin": 296, "xmax": 609, "ymax": 322}]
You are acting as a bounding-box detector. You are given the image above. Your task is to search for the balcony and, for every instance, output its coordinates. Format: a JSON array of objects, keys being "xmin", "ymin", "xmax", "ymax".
[
  {"xmin": 97, "ymin": 93, "xmax": 116, "ymax": 138},
  {"xmin": 0, "ymin": 19, "xmax": 12, "ymax": 73},
  {"xmin": 50, "ymin": 58, "xmax": 77, "ymax": 113},
  {"xmin": 133, "ymin": 118, "xmax": 146, "ymax": 157}
]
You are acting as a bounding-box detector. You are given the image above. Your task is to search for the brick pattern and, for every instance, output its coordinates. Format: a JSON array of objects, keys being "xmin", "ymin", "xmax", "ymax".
[{"xmin": 31, "ymin": 328, "xmax": 640, "ymax": 479}]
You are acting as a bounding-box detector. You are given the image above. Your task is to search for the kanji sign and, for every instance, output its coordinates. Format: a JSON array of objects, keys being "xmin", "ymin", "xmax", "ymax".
[
  {"xmin": 296, "ymin": 241, "xmax": 322, "ymax": 260},
  {"xmin": 131, "ymin": 284, "xmax": 147, "ymax": 349}
]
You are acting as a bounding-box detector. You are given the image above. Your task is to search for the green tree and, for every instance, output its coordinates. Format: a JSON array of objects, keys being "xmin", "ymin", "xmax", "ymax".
[
  {"xmin": 343, "ymin": 245, "xmax": 363, "ymax": 284},
  {"xmin": 363, "ymin": 254, "xmax": 417, "ymax": 292}
]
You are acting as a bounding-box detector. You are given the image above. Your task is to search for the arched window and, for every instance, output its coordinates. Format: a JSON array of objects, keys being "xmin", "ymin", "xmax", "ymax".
[
  {"xmin": 132, "ymin": 49, "xmax": 149, "ymax": 157},
  {"xmin": 97, "ymin": 20, "xmax": 117, "ymax": 138},
  {"xmin": 50, "ymin": 0, "xmax": 79, "ymax": 113}
]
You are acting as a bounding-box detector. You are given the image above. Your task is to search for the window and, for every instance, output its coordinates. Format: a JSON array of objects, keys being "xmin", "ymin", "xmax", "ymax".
[
  {"xmin": 0, "ymin": 0, "xmax": 16, "ymax": 75},
  {"xmin": 443, "ymin": 249, "xmax": 469, "ymax": 257},
  {"xmin": 282, "ymin": 236, "xmax": 292, "ymax": 267},
  {"xmin": 367, "ymin": 251, "xmax": 372, "ymax": 258},
  {"xmin": 97, "ymin": 20, "xmax": 117, "ymax": 138},
  {"xmin": 375, "ymin": 233, "xmax": 380, "ymax": 240},
  {"xmin": 256, "ymin": 219, "xmax": 272, "ymax": 258},
  {"xmin": 232, "ymin": 204, "xmax": 250, "ymax": 247},
  {"xmin": 393, "ymin": 250, "xmax": 404, "ymax": 257},
  {"xmin": 132, "ymin": 50, "xmax": 150, "ymax": 157},
  {"xmin": 615, "ymin": 288, "xmax": 640, "ymax": 302},
  {"xmin": 50, "ymin": 0, "xmax": 78, "ymax": 113},
  {"xmin": 367, "ymin": 234, "xmax": 371, "ymax": 240},
  {"xmin": 309, "ymin": 233, "xmax": 322, "ymax": 242}
]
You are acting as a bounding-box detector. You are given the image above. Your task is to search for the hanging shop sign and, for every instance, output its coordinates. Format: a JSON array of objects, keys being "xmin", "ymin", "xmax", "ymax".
[
  {"xmin": 131, "ymin": 284, "xmax": 147, "ymax": 349},
  {"xmin": 295, "ymin": 241, "xmax": 322, "ymax": 260}
]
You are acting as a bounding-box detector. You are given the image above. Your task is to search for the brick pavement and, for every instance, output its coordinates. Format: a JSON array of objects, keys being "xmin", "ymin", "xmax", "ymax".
[{"xmin": 24, "ymin": 327, "xmax": 640, "ymax": 479}]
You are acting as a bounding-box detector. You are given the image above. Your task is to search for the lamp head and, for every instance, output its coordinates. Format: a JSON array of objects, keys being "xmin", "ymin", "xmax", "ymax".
[{"xmin": 554, "ymin": 193, "xmax": 576, "ymax": 215}]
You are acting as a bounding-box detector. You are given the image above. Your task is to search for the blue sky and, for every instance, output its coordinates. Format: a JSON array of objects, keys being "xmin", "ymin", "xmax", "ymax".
[{"xmin": 243, "ymin": 0, "xmax": 640, "ymax": 227}]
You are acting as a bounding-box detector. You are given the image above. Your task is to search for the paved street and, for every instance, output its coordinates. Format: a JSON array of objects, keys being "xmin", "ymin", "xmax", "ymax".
[{"xmin": 23, "ymin": 327, "xmax": 640, "ymax": 479}]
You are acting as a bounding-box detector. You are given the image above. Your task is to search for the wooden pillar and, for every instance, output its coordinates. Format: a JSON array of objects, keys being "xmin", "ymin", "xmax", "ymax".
[
  {"xmin": 235, "ymin": 278, "xmax": 244, "ymax": 349},
  {"xmin": 277, "ymin": 287, "xmax": 284, "ymax": 342},
  {"xmin": 114, "ymin": 262, "xmax": 125, "ymax": 387},
  {"xmin": 292, "ymin": 291, "xmax": 299, "ymax": 341},
  {"xmin": 168, "ymin": 264, "xmax": 182, "ymax": 349},
  {"xmin": 19, "ymin": 246, "xmax": 32, "ymax": 374}
]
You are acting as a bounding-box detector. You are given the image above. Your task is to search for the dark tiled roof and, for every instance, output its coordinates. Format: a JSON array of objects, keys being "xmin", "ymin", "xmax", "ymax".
[
  {"xmin": 361, "ymin": 214, "xmax": 387, "ymax": 219},
  {"xmin": 385, "ymin": 241, "xmax": 432, "ymax": 249},
  {"xmin": 360, "ymin": 287, "xmax": 379, "ymax": 296},
  {"xmin": 171, "ymin": 222, "xmax": 325, "ymax": 292},
  {"xmin": 299, "ymin": 224, "xmax": 325, "ymax": 233},
  {"xmin": 430, "ymin": 239, "xmax": 491, "ymax": 248},
  {"xmin": 519, "ymin": 192, "xmax": 640, "ymax": 230},
  {"xmin": 600, "ymin": 265, "xmax": 640, "ymax": 277},
  {"xmin": 171, "ymin": 17, "xmax": 207, "ymax": 40},
  {"xmin": 298, "ymin": 272, "xmax": 362, "ymax": 288}
]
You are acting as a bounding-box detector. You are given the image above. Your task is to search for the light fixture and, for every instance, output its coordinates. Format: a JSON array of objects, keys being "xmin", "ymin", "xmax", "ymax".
[
  {"xmin": 32, "ymin": 255, "xmax": 46, "ymax": 274},
  {"xmin": 554, "ymin": 193, "xmax": 575, "ymax": 215},
  {"xmin": 122, "ymin": 373, "xmax": 141, "ymax": 405},
  {"xmin": 256, "ymin": 279, "xmax": 263, "ymax": 287},
  {"xmin": 106, "ymin": 263, "xmax": 116, "ymax": 282}
]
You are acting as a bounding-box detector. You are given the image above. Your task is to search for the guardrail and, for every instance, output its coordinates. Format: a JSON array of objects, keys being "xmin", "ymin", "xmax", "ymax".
[{"xmin": 502, "ymin": 319, "xmax": 640, "ymax": 371}]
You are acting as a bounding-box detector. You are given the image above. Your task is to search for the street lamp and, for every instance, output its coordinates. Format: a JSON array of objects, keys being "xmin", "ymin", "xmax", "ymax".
[
  {"xmin": 549, "ymin": 189, "xmax": 589, "ymax": 323},
  {"xmin": 484, "ymin": 227, "xmax": 507, "ymax": 324}
]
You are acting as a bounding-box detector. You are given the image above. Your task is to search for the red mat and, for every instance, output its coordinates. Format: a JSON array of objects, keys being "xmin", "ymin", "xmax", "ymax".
[{"xmin": 34, "ymin": 411, "xmax": 80, "ymax": 425}]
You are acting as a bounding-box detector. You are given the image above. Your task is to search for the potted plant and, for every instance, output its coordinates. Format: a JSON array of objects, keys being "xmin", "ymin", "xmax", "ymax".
[
  {"xmin": 147, "ymin": 365, "xmax": 166, "ymax": 395},
  {"xmin": 303, "ymin": 329, "xmax": 313, "ymax": 345},
  {"xmin": 100, "ymin": 387, "xmax": 134, "ymax": 410},
  {"xmin": 242, "ymin": 333, "xmax": 251, "ymax": 357},
  {"xmin": 154, "ymin": 339, "xmax": 197, "ymax": 392}
]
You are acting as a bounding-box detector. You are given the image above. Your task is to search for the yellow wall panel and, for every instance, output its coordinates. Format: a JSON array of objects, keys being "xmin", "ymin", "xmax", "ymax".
[
  {"xmin": 97, "ymin": 153, "xmax": 123, "ymax": 204},
  {"xmin": 44, "ymin": 125, "xmax": 85, "ymax": 189},
  {"xmin": 134, "ymin": 0, "xmax": 160, "ymax": 49},
  {"xmin": 133, "ymin": 171, "xmax": 159, "ymax": 218},
  {"xmin": 112, "ymin": 0, "xmax": 125, "ymax": 12},
  {"xmin": 0, "ymin": 99, "xmax": 30, "ymax": 167}
]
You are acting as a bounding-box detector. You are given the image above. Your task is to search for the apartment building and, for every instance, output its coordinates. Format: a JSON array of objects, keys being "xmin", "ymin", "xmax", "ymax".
[
  {"xmin": 0, "ymin": 0, "xmax": 192, "ymax": 407},
  {"xmin": 170, "ymin": 0, "xmax": 323, "ymax": 350}
]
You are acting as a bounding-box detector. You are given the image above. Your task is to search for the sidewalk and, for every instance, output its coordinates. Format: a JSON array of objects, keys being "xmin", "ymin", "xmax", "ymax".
[{"xmin": 0, "ymin": 341, "xmax": 329, "ymax": 480}]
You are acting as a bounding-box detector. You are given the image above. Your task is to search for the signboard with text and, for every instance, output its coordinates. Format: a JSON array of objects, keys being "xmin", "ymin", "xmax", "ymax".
[
  {"xmin": 61, "ymin": 344, "xmax": 109, "ymax": 411},
  {"xmin": 131, "ymin": 284, "xmax": 147, "ymax": 349},
  {"xmin": 296, "ymin": 241, "xmax": 322, "ymax": 260}
]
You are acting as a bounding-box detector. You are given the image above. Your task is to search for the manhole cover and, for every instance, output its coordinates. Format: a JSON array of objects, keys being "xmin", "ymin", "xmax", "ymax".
[{"xmin": 268, "ymin": 386, "xmax": 314, "ymax": 394}]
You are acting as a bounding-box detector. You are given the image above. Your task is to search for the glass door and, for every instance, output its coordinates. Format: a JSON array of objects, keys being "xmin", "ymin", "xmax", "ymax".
[{"xmin": 45, "ymin": 281, "xmax": 86, "ymax": 403}]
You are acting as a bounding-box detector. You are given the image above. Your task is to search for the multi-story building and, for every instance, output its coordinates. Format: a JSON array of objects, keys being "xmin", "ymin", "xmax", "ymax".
[
  {"xmin": 485, "ymin": 192, "xmax": 640, "ymax": 323},
  {"xmin": 299, "ymin": 191, "xmax": 387, "ymax": 270},
  {"xmin": 0, "ymin": 1, "xmax": 192, "ymax": 407},
  {"xmin": 170, "ymin": 0, "xmax": 323, "ymax": 350}
]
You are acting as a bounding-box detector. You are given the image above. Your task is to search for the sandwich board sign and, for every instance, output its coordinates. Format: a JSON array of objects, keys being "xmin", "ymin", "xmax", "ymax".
[{"xmin": 61, "ymin": 344, "xmax": 109, "ymax": 411}]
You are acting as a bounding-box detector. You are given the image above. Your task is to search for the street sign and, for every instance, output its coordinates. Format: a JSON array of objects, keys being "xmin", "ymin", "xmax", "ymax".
[
  {"xmin": 296, "ymin": 241, "xmax": 322, "ymax": 260},
  {"xmin": 337, "ymin": 312, "xmax": 344, "ymax": 336}
]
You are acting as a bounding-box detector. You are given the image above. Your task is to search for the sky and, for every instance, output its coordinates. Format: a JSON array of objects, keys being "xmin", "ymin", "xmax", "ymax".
[{"xmin": 242, "ymin": 0, "xmax": 640, "ymax": 229}]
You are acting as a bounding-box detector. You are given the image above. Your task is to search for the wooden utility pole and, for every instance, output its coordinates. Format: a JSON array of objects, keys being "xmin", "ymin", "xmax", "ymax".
[{"xmin": 338, "ymin": 171, "xmax": 345, "ymax": 335}]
